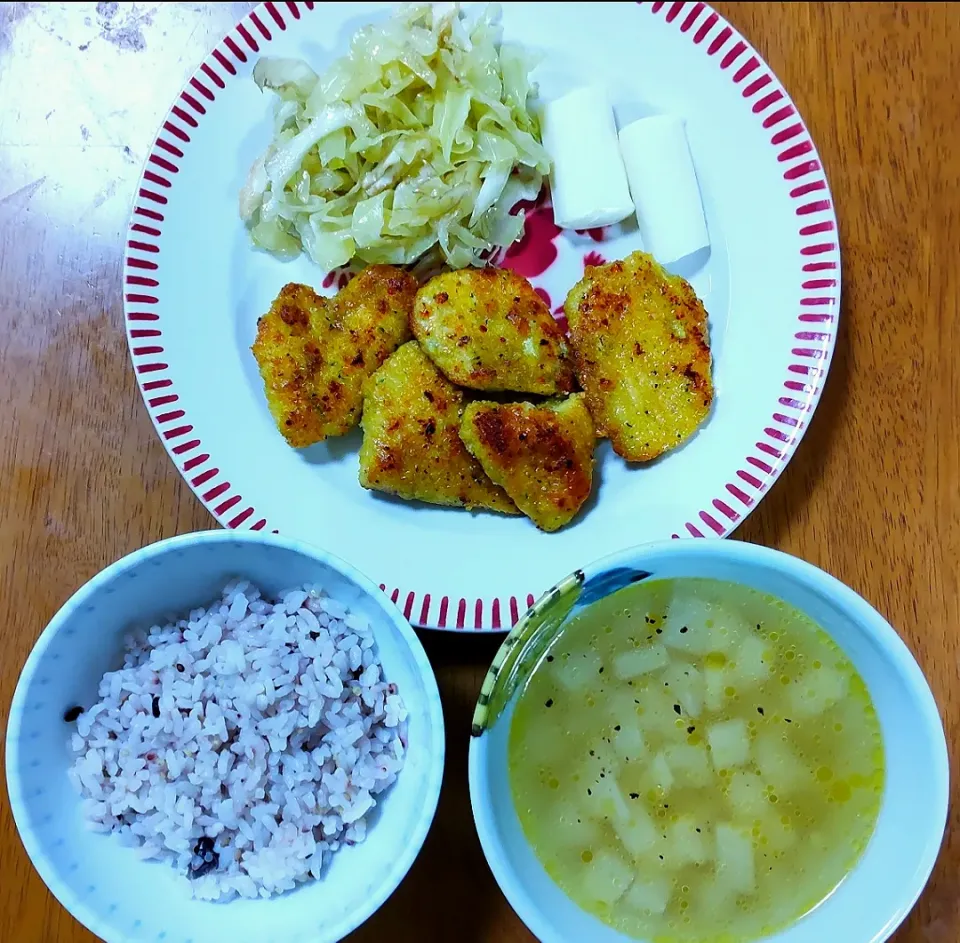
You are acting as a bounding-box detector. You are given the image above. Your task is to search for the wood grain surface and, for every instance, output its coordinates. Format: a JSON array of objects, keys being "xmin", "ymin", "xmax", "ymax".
[{"xmin": 0, "ymin": 2, "xmax": 956, "ymax": 941}]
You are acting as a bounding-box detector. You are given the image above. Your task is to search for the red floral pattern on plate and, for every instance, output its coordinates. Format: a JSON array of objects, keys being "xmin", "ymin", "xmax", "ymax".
[
  {"xmin": 533, "ymin": 286, "xmax": 553, "ymax": 309},
  {"xmin": 576, "ymin": 226, "xmax": 607, "ymax": 243},
  {"xmin": 500, "ymin": 199, "xmax": 561, "ymax": 279},
  {"xmin": 322, "ymin": 267, "xmax": 351, "ymax": 290},
  {"xmin": 583, "ymin": 250, "xmax": 606, "ymax": 268}
]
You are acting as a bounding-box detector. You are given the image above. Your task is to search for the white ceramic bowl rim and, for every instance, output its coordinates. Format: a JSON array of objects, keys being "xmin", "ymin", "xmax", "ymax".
[
  {"xmin": 469, "ymin": 538, "xmax": 950, "ymax": 943},
  {"xmin": 6, "ymin": 528, "xmax": 445, "ymax": 943}
]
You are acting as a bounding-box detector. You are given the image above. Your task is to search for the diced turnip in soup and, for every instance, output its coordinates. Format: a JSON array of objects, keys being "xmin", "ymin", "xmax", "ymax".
[
  {"xmin": 660, "ymin": 661, "xmax": 704, "ymax": 717},
  {"xmin": 634, "ymin": 686, "xmax": 683, "ymax": 740},
  {"xmin": 704, "ymin": 662, "xmax": 728, "ymax": 711},
  {"xmin": 642, "ymin": 751, "xmax": 674, "ymax": 796},
  {"xmin": 661, "ymin": 594, "xmax": 739, "ymax": 656},
  {"xmin": 787, "ymin": 666, "xmax": 848, "ymax": 717},
  {"xmin": 707, "ymin": 719, "xmax": 751, "ymax": 769},
  {"xmin": 612, "ymin": 723, "xmax": 647, "ymax": 762},
  {"xmin": 586, "ymin": 769, "xmax": 641, "ymax": 829},
  {"xmin": 580, "ymin": 753, "xmax": 622, "ymax": 805},
  {"xmin": 553, "ymin": 649, "xmax": 604, "ymax": 691},
  {"xmin": 724, "ymin": 769, "xmax": 769, "ymax": 818},
  {"xmin": 664, "ymin": 743, "xmax": 712, "ymax": 787},
  {"xmin": 715, "ymin": 823, "xmax": 756, "ymax": 893},
  {"xmin": 697, "ymin": 875, "xmax": 736, "ymax": 919},
  {"xmin": 755, "ymin": 732, "xmax": 811, "ymax": 794},
  {"xmin": 551, "ymin": 799, "xmax": 603, "ymax": 850},
  {"xmin": 613, "ymin": 642, "xmax": 670, "ymax": 680},
  {"xmin": 667, "ymin": 816, "xmax": 710, "ymax": 866},
  {"xmin": 603, "ymin": 690, "xmax": 644, "ymax": 726},
  {"xmin": 580, "ymin": 848, "xmax": 635, "ymax": 906},
  {"xmin": 610, "ymin": 796, "xmax": 660, "ymax": 859},
  {"xmin": 623, "ymin": 876, "xmax": 673, "ymax": 915},
  {"xmin": 731, "ymin": 634, "xmax": 772, "ymax": 687}
]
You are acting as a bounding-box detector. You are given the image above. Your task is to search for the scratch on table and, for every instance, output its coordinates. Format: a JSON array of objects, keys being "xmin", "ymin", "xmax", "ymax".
[
  {"xmin": 88, "ymin": 180, "xmax": 119, "ymax": 213},
  {"xmin": 177, "ymin": 21, "xmax": 203, "ymax": 65},
  {"xmin": 0, "ymin": 176, "xmax": 46, "ymax": 211}
]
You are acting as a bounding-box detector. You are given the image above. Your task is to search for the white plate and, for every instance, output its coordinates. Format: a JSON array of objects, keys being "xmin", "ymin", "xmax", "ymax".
[{"xmin": 124, "ymin": 1, "xmax": 841, "ymax": 631}]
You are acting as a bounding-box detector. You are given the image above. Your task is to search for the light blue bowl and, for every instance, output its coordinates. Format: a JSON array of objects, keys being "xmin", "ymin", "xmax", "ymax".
[
  {"xmin": 469, "ymin": 539, "xmax": 949, "ymax": 943},
  {"xmin": 6, "ymin": 530, "xmax": 445, "ymax": 943}
]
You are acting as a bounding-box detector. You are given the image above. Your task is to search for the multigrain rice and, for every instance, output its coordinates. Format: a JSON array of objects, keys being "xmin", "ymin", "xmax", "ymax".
[{"xmin": 67, "ymin": 580, "xmax": 408, "ymax": 900}]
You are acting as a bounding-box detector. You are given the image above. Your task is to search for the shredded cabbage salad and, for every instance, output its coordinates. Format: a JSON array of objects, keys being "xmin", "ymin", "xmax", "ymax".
[{"xmin": 239, "ymin": 3, "xmax": 550, "ymax": 271}]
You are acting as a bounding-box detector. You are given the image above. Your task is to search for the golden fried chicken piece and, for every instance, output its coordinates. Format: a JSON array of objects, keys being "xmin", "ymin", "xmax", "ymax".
[
  {"xmin": 251, "ymin": 266, "xmax": 416, "ymax": 447},
  {"xmin": 460, "ymin": 394, "xmax": 596, "ymax": 532},
  {"xmin": 358, "ymin": 342, "xmax": 517, "ymax": 514},
  {"xmin": 411, "ymin": 267, "xmax": 574, "ymax": 395},
  {"xmin": 564, "ymin": 251, "xmax": 713, "ymax": 462}
]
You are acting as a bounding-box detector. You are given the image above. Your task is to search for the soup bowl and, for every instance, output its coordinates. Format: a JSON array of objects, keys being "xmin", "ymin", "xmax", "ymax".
[{"xmin": 468, "ymin": 539, "xmax": 948, "ymax": 943}]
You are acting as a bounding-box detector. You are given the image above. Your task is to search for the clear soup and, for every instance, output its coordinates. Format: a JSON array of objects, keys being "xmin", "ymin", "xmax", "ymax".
[{"xmin": 508, "ymin": 578, "xmax": 884, "ymax": 942}]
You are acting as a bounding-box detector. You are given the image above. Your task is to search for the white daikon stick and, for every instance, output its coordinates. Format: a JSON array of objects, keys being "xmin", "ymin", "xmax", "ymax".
[
  {"xmin": 618, "ymin": 115, "xmax": 709, "ymax": 263},
  {"xmin": 540, "ymin": 86, "xmax": 635, "ymax": 230}
]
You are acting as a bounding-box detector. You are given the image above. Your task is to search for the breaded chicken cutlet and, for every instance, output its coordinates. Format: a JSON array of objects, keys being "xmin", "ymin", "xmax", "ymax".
[
  {"xmin": 564, "ymin": 251, "xmax": 713, "ymax": 462},
  {"xmin": 460, "ymin": 394, "xmax": 596, "ymax": 532},
  {"xmin": 411, "ymin": 267, "xmax": 574, "ymax": 395},
  {"xmin": 251, "ymin": 265, "xmax": 416, "ymax": 448},
  {"xmin": 358, "ymin": 341, "xmax": 517, "ymax": 514}
]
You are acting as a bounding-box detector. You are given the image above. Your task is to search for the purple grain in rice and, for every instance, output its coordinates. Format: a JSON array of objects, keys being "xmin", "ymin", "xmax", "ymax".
[{"xmin": 67, "ymin": 580, "xmax": 408, "ymax": 901}]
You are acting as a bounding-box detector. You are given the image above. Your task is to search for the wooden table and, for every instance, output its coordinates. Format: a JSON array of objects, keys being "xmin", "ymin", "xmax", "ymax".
[{"xmin": 0, "ymin": 2, "xmax": 956, "ymax": 940}]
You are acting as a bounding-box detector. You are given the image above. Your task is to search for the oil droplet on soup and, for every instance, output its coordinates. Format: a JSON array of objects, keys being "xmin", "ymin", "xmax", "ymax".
[{"xmin": 508, "ymin": 578, "xmax": 884, "ymax": 943}]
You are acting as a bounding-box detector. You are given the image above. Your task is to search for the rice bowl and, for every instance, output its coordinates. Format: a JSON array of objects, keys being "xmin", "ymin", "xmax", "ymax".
[{"xmin": 6, "ymin": 531, "xmax": 444, "ymax": 943}]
